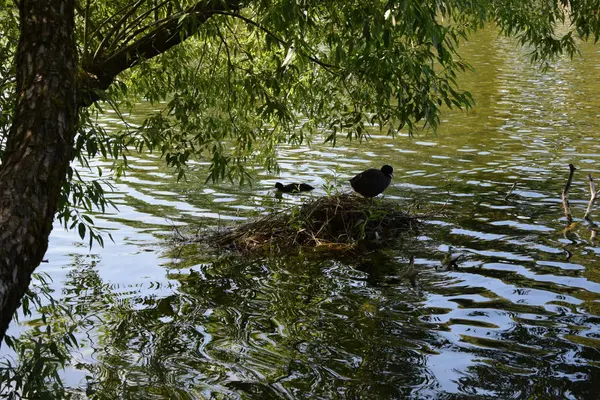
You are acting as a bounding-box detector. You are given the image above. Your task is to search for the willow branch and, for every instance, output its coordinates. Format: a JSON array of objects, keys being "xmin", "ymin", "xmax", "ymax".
[
  {"xmin": 91, "ymin": 0, "xmax": 240, "ymax": 80},
  {"xmin": 93, "ymin": 0, "xmax": 149, "ymax": 60},
  {"xmin": 562, "ymin": 163, "xmax": 576, "ymax": 224},
  {"xmin": 88, "ymin": 1, "xmax": 149, "ymax": 43},
  {"xmin": 82, "ymin": 0, "xmax": 91, "ymax": 60},
  {"xmin": 74, "ymin": 0, "xmax": 104, "ymax": 47},
  {"xmin": 214, "ymin": 24, "xmax": 239, "ymax": 133},
  {"xmin": 103, "ymin": 0, "xmax": 171, "ymax": 56},
  {"xmin": 79, "ymin": 0, "xmax": 241, "ymax": 106},
  {"xmin": 212, "ymin": 10, "xmax": 341, "ymax": 73}
]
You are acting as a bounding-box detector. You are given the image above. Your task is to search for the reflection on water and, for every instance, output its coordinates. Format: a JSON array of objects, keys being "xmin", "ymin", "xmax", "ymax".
[{"xmin": 3, "ymin": 28, "xmax": 600, "ymax": 398}]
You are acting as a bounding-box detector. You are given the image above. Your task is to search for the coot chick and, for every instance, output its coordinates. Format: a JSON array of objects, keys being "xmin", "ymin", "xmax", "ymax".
[
  {"xmin": 275, "ymin": 182, "xmax": 315, "ymax": 193},
  {"xmin": 350, "ymin": 165, "xmax": 393, "ymax": 198}
]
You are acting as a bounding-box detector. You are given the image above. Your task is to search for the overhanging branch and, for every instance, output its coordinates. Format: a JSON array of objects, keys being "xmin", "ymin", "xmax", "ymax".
[
  {"xmin": 212, "ymin": 10, "xmax": 341, "ymax": 73},
  {"xmin": 79, "ymin": 0, "xmax": 242, "ymax": 107}
]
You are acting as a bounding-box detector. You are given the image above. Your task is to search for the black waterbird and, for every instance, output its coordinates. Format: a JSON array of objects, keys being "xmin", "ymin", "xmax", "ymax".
[
  {"xmin": 275, "ymin": 182, "xmax": 315, "ymax": 193},
  {"xmin": 349, "ymin": 165, "xmax": 394, "ymax": 198}
]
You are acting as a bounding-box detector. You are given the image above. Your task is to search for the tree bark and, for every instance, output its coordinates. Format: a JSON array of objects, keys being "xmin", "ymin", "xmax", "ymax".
[{"xmin": 0, "ymin": 0, "xmax": 77, "ymax": 343}]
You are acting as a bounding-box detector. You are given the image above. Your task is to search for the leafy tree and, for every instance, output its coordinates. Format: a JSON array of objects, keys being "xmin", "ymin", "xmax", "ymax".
[{"xmin": 1, "ymin": 0, "xmax": 600, "ymax": 346}]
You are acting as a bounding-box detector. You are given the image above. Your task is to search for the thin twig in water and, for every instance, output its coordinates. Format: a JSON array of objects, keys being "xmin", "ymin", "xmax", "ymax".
[
  {"xmin": 413, "ymin": 199, "xmax": 449, "ymax": 219},
  {"xmin": 504, "ymin": 182, "xmax": 517, "ymax": 200},
  {"xmin": 171, "ymin": 221, "xmax": 186, "ymax": 241},
  {"xmin": 562, "ymin": 164, "xmax": 576, "ymax": 224},
  {"xmin": 584, "ymin": 173, "xmax": 599, "ymax": 221}
]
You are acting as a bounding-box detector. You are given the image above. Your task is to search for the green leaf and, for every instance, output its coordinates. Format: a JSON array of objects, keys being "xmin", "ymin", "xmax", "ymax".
[{"xmin": 78, "ymin": 223, "xmax": 86, "ymax": 240}]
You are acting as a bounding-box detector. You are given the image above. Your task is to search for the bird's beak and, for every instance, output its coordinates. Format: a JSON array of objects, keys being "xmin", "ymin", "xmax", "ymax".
[{"xmin": 391, "ymin": 173, "xmax": 394, "ymax": 178}]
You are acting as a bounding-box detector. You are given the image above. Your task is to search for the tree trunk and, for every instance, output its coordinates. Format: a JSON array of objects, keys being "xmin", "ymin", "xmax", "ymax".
[{"xmin": 0, "ymin": 0, "xmax": 77, "ymax": 343}]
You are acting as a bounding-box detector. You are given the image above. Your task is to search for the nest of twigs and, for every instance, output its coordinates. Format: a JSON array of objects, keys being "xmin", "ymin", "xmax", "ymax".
[{"xmin": 207, "ymin": 193, "xmax": 420, "ymax": 253}]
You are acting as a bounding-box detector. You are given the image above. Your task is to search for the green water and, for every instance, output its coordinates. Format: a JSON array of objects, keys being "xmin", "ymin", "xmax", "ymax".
[{"xmin": 3, "ymin": 29, "xmax": 600, "ymax": 398}]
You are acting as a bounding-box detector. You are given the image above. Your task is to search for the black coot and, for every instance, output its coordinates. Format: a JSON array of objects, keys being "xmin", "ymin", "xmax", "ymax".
[
  {"xmin": 275, "ymin": 182, "xmax": 315, "ymax": 193},
  {"xmin": 349, "ymin": 165, "xmax": 393, "ymax": 198}
]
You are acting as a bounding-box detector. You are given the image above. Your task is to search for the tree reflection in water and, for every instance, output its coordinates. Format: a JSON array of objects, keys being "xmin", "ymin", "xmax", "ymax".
[{"xmin": 3, "ymin": 241, "xmax": 599, "ymax": 398}]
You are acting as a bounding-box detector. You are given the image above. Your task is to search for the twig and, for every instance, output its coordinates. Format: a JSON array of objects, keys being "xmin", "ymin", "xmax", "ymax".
[
  {"xmin": 212, "ymin": 11, "xmax": 341, "ymax": 74},
  {"xmin": 442, "ymin": 246, "xmax": 464, "ymax": 270},
  {"xmin": 563, "ymin": 246, "xmax": 573, "ymax": 261},
  {"xmin": 562, "ymin": 164, "xmax": 576, "ymax": 223},
  {"xmin": 584, "ymin": 173, "xmax": 599, "ymax": 220},
  {"xmin": 171, "ymin": 221, "xmax": 186, "ymax": 241},
  {"xmin": 413, "ymin": 199, "xmax": 449, "ymax": 219},
  {"xmin": 504, "ymin": 182, "xmax": 517, "ymax": 200},
  {"xmin": 400, "ymin": 255, "xmax": 418, "ymax": 288}
]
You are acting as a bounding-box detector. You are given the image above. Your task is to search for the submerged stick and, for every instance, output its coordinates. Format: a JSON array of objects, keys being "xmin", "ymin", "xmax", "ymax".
[
  {"xmin": 562, "ymin": 164, "xmax": 576, "ymax": 223},
  {"xmin": 504, "ymin": 182, "xmax": 518, "ymax": 200},
  {"xmin": 584, "ymin": 173, "xmax": 598, "ymax": 220},
  {"xmin": 402, "ymin": 255, "xmax": 418, "ymax": 288}
]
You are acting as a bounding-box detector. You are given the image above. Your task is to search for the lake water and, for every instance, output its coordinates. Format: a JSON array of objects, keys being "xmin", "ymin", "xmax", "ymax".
[{"xmin": 2, "ymin": 29, "xmax": 600, "ymax": 398}]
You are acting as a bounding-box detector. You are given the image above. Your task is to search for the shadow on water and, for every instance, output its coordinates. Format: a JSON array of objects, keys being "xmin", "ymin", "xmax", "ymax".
[{"xmin": 49, "ymin": 252, "xmax": 437, "ymax": 398}]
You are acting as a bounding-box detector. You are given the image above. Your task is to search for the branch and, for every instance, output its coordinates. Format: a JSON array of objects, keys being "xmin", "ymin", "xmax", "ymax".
[
  {"xmin": 78, "ymin": 0, "xmax": 242, "ymax": 106},
  {"xmin": 561, "ymin": 163, "xmax": 576, "ymax": 224},
  {"xmin": 75, "ymin": 0, "xmax": 105, "ymax": 48},
  {"xmin": 92, "ymin": 0, "xmax": 149, "ymax": 60},
  {"xmin": 82, "ymin": 0, "xmax": 91, "ymax": 60},
  {"xmin": 87, "ymin": 1, "xmax": 151, "ymax": 43},
  {"xmin": 214, "ymin": 25, "xmax": 238, "ymax": 132},
  {"xmin": 584, "ymin": 173, "xmax": 599, "ymax": 220},
  {"xmin": 102, "ymin": 0, "xmax": 171, "ymax": 56},
  {"xmin": 212, "ymin": 10, "xmax": 341, "ymax": 73},
  {"xmin": 90, "ymin": 0, "xmax": 241, "ymax": 85}
]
